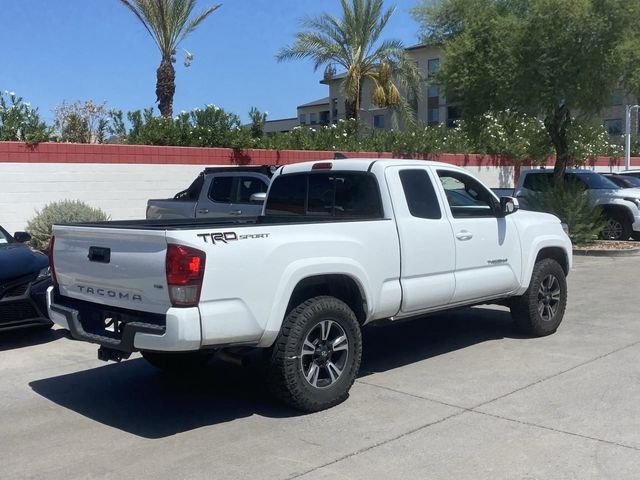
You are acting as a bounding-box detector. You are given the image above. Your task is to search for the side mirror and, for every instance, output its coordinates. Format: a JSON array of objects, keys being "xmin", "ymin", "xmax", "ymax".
[
  {"xmin": 13, "ymin": 231, "xmax": 31, "ymax": 243},
  {"xmin": 249, "ymin": 192, "xmax": 267, "ymax": 204},
  {"xmin": 499, "ymin": 197, "xmax": 519, "ymax": 216}
]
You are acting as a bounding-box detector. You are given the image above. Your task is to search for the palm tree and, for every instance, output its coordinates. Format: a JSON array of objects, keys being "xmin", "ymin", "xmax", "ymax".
[
  {"xmin": 120, "ymin": 0, "xmax": 221, "ymax": 117},
  {"xmin": 277, "ymin": 0, "xmax": 421, "ymax": 122}
]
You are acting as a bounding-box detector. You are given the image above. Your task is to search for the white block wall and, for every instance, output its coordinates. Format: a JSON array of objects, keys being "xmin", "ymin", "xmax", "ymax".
[
  {"xmin": 0, "ymin": 162, "xmax": 523, "ymax": 235},
  {"xmin": 0, "ymin": 163, "xmax": 204, "ymax": 235}
]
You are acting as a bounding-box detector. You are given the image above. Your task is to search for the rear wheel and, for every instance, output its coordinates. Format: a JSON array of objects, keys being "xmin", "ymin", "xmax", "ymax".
[
  {"xmin": 511, "ymin": 258, "xmax": 567, "ymax": 337},
  {"xmin": 601, "ymin": 213, "xmax": 632, "ymax": 240},
  {"xmin": 141, "ymin": 350, "xmax": 214, "ymax": 372},
  {"xmin": 267, "ymin": 296, "xmax": 362, "ymax": 412}
]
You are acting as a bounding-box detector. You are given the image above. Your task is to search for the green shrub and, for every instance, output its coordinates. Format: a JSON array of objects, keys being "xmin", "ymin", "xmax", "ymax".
[
  {"xmin": 26, "ymin": 200, "xmax": 110, "ymax": 252},
  {"xmin": 524, "ymin": 179, "xmax": 605, "ymax": 244},
  {"xmin": 0, "ymin": 90, "xmax": 50, "ymax": 144}
]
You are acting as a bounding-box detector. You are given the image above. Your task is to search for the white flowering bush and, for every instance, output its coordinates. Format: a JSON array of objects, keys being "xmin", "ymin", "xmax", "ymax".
[
  {"xmin": 122, "ymin": 105, "xmax": 253, "ymax": 148},
  {"xmin": 471, "ymin": 111, "xmax": 552, "ymax": 163},
  {"xmin": 567, "ymin": 121, "xmax": 623, "ymax": 164},
  {"xmin": 0, "ymin": 90, "xmax": 50, "ymax": 144}
]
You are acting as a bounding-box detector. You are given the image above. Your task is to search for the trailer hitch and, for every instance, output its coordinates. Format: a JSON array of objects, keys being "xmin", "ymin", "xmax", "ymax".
[{"xmin": 97, "ymin": 346, "xmax": 131, "ymax": 363}]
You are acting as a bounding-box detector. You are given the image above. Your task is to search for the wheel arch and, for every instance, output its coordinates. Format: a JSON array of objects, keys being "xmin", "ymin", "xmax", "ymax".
[
  {"xmin": 601, "ymin": 204, "xmax": 634, "ymax": 226},
  {"xmin": 535, "ymin": 247, "xmax": 570, "ymax": 276},
  {"xmin": 284, "ymin": 274, "xmax": 368, "ymax": 325},
  {"xmin": 518, "ymin": 237, "xmax": 572, "ymax": 294},
  {"xmin": 257, "ymin": 260, "xmax": 373, "ymax": 348}
]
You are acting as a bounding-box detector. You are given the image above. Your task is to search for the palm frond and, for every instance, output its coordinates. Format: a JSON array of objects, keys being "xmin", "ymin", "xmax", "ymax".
[
  {"xmin": 180, "ymin": 3, "xmax": 221, "ymax": 43},
  {"xmin": 120, "ymin": 0, "xmax": 219, "ymax": 56}
]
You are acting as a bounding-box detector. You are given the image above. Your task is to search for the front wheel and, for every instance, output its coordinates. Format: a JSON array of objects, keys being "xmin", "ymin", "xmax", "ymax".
[
  {"xmin": 601, "ymin": 213, "xmax": 632, "ymax": 241},
  {"xmin": 510, "ymin": 258, "xmax": 568, "ymax": 337},
  {"xmin": 267, "ymin": 296, "xmax": 362, "ymax": 412}
]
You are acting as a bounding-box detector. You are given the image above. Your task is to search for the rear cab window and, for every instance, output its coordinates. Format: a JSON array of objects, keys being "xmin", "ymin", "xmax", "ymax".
[{"xmin": 265, "ymin": 172, "xmax": 383, "ymax": 218}]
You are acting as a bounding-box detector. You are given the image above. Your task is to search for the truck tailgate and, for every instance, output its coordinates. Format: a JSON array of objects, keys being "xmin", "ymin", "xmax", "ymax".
[{"xmin": 52, "ymin": 225, "xmax": 171, "ymax": 314}]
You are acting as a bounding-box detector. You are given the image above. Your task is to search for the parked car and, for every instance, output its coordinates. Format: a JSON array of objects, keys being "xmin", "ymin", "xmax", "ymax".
[
  {"xmin": 0, "ymin": 225, "xmax": 52, "ymax": 331},
  {"xmin": 515, "ymin": 169, "xmax": 640, "ymax": 240},
  {"xmin": 603, "ymin": 173, "xmax": 640, "ymax": 189},
  {"xmin": 48, "ymin": 159, "xmax": 571, "ymax": 412},
  {"xmin": 619, "ymin": 169, "xmax": 640, "ymax": 179},
  {"xmin": 146, "ymin": 166, "xmax": 275, "ymax": 220}
]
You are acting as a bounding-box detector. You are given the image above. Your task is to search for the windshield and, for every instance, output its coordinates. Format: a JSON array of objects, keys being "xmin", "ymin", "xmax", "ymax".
[
  {"xmin": 0, "ymin": 226, "xmax": 12, "ymax": 245},
  {"xmin": 573, "ymin": 173, "xmax": 620, "ymax": 189},
  {"xmin": 610, "ymin": 175, "xmax": 640, "ymax": 188}
]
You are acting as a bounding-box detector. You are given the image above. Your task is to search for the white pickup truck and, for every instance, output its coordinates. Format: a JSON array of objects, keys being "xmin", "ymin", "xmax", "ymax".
[{"xmin": 48, "ymin": 159, "xmax": 572, "ymax": 412}]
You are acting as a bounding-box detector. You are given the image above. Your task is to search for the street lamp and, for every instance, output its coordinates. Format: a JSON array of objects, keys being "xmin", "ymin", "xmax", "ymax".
[{"xmin": 624, "ymin": 104, "xmax": 640, "ymax": 170}]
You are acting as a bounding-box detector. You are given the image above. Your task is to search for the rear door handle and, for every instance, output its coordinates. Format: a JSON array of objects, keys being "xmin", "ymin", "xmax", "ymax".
[
  {"xmin": 230, "ymin": 210, "xmax": 242, "ymax": 216},
  {"xmin": 456, "ymin": 230, "xmax": 473, "ymax": 241},
  {"xmin": 197, "ymin": 208, "xmax": 209, "ymax": 214}
]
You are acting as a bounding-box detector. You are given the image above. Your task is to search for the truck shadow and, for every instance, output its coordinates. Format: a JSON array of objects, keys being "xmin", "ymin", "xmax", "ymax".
[
  {"xmin": 30, "ymin": 306, "xmax": 520, "ymax": 439},
  {"xmin": 0, "ymin": 326, "xmax": 68, "ymax": 352}
]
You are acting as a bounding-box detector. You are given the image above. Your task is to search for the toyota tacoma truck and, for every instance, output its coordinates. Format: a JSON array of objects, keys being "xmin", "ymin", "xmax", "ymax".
[
  {"xmin": 48, "ymin": 159, "xmax": 572, "ymax": 412},
  {"xmin": 146, "ymin": 166, "xmax": 274, "ymax": 220}
]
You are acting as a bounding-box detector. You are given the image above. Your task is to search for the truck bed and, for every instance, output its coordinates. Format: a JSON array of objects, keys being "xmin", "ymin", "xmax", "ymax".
[{"xmin": 59, "ymin": 215, "xmax": 389, "ymax": 231}]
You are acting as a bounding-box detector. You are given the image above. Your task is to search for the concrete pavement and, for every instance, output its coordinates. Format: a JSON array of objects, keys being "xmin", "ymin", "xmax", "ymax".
[{"xmin": 1, "ymin": 256, "xmax": 639, "ymax": 479}]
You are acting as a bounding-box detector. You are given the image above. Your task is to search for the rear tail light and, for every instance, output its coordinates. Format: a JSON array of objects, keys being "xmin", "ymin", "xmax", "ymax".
[
  {"xmin": 166, "ymin": 244, "xmax": 206, "ymax": 307},
  {"xmin": 48, "ymin": 236, "xmax": 58, "ymax": 286}
]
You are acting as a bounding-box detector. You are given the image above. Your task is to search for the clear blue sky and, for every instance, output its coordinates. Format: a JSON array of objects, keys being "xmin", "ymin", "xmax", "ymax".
[{"xmin": 0, "ymin": 0, "xmax": 422, "ymax": 123}]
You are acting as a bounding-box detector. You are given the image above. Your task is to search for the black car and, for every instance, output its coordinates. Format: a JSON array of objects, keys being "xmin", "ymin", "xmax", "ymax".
[
  {"xmin": 602, "ymin": 173, "xmax": 640, "ymax": 189},
  {"xmin": 0, "ymin": 225, "xmax": 52, "ymax": 331}
]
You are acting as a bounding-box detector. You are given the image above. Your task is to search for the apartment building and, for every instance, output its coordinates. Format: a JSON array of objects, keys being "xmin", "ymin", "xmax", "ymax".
[{"xmin": 265, "ymin": 43, "xmax": 636, "ymax": 135}]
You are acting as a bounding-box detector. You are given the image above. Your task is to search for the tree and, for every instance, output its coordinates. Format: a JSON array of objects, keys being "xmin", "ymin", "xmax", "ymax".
[
  {"xmin": 277, "ymin": 0, "xmax": 421, "ymax": 122},
  {"xmin": 119, "ymin": 0, "xmax": 221, "ymax": 118},
  {"xmin": 54, "ymin": 100, "xmax": 110, "ymax": 143},
  {"xmin": 248, "ymin": 107, "xmax": 267, "ymax": 139},
  {"xmin": 413, "ymin": 0, "xmax": 640, "ymax": 181}
]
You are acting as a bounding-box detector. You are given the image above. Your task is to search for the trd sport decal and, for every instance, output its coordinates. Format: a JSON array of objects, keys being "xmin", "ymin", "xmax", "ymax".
[{"xmin": 197, "ymin": 232, "xmax": 270, "ymax": 244}]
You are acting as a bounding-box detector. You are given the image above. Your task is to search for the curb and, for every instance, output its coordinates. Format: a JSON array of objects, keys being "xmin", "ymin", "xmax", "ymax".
[{"xmin": 573, "ymin": 248, "xmax": 640, "ymax": 257}]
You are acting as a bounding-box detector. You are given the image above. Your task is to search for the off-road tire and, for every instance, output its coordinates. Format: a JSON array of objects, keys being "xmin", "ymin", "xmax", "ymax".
[
  {"xmin": 511, "ymin": 258, "xmax": 567, "ymax": 337},
  {"xmin": 267, "ymin": 296, "xmax": 362, "ymax": 412},
  {"xmin": 141, "ymin": 350, "xmax": 214, "ymax": 372},
  {"xmin": 601, "ymin": 212, "xmax": 632, "ymax": 241}
]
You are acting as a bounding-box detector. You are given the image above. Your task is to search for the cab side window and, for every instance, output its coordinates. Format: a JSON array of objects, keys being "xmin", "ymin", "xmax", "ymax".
[{"xmin": 437, "ymin": 170, "xmax": 497, "ymax": 218}]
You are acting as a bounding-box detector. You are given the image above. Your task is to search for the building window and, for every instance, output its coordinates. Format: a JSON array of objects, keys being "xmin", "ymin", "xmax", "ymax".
[
  {"xmin": 310, "ymin": 112, "xmax": 317, "ymax": 124},
  {"xmin": 332, "ymin": 98, "xmax": 338, "ymax": 120},
  {"xmin": 320, "ymin": 110, "xmax": 330, "ymax": 125},
  {"xmin": 611, "ymin": 90, "xmax": 624, "ymax": 106},
  {"xmin": 427, "ymin": 85, "xmax": 439, "ymax": 98},
  {"xmin": 428, "ymin": 108, "xmax": 439, "ymax": 124},
  {"xmin": 299, "ymin": 113, "xmax": 306, "ymax": 125},
  {"xmin": 604, "ymin": 119, "xmax": 623, "ymax": 135},
  {"xmin": 427, "ymin": 58, "xmax": 440, "ymax": 76},
  {"xmin": 373, "ymin": 115, "xmax": 385, "ymax": 129},
  {"xmin": 446, "ymin": 106, "xmax": 460, "ymax": 128}
]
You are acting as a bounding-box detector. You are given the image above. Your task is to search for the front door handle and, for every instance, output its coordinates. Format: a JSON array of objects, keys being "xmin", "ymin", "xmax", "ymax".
[
  {"xmin": 197, "ymin": 208, "xmax": 209, "ymax": 214},
  {"xmin": 230, "ymin": 210, "xmax": 242, "ymax": 216},
  {"xmin": 456, "ymin": 230, "xmax": 473, "ymax": 241}
]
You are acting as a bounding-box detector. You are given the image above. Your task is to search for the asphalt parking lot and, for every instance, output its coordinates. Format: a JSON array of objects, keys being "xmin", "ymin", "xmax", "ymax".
[{"xmin": 2, "ymin": 255, "xmax": 640, "ymax": 479}]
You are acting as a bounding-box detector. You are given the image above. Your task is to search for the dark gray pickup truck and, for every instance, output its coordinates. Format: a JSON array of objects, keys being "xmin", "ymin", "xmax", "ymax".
[{"xmin": 146, "ymin": 166, "xmax": 275, "ymax": 220}]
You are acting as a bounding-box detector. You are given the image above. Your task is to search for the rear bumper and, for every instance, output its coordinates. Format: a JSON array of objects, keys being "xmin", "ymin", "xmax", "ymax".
[{"xmin": 47, "ymin": 286, "xmax": 201, "ymax": 353}]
